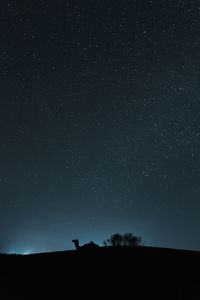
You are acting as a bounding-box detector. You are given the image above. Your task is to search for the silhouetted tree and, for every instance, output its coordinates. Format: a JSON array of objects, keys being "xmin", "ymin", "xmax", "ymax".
[
  {"xmin": 123, "ymin": 233, "xmax": 143, "ymax": 246},
  {"xmin": 111, "ymin": 233, "xmax": 123, "ymax": 246},
  {"xmin": 103, "ymin": 233, "xmax": 144, "ymax": 247}
]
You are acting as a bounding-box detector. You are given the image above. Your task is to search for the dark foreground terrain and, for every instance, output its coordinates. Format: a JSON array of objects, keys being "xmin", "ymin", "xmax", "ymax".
[{"xmin": 0, "ymin": 245, "xmax": 200, "ymax": 299}]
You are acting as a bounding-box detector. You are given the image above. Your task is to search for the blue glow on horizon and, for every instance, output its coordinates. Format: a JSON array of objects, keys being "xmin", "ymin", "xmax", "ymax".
[{"xmin": 8, "ymin": 249, "xmax": 33, "ymax": 255}]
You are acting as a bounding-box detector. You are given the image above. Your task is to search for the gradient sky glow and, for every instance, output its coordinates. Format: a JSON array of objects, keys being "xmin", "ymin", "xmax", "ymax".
[{"xmin": 1, "ymin": 0, "xmax": 200, "ymax": 253}]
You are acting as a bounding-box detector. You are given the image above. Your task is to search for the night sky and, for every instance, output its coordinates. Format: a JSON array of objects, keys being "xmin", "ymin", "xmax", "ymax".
[{"xmin": 1, "ymin": 0, "xmax": 200, "ymax": 254}]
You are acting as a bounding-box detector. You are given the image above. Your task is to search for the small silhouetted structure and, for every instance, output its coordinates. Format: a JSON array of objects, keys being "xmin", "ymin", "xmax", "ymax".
[{"xmin": 72, "ymin": 239, "xmax": 99, "ymax": 250}]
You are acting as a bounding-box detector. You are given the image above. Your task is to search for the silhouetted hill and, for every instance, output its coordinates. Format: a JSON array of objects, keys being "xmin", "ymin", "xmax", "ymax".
[{"xmin": 0, "ymin": 246, "xmax": 200, "ymax": 299}]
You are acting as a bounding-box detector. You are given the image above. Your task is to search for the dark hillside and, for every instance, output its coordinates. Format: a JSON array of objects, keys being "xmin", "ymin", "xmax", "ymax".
[{"xmin": 0, "ymin": 246, "xmax": 200, "ymax": 299}]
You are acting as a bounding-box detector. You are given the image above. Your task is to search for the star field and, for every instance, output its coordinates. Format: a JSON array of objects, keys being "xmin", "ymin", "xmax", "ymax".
[{"xmin": 0, "ymin": 0, "xmax": 200, "ymax": 253}]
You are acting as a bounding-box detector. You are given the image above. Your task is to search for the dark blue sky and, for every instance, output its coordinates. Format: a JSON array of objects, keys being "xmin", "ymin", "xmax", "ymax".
[{"xmin": 1, "ymin": 0, "xmax": 200, "ymax": 253}]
